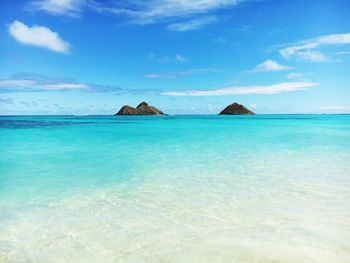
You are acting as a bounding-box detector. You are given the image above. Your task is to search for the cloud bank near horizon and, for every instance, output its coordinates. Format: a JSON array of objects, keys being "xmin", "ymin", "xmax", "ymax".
[
  {"xmin": 162, "ymin": 82, "xmax": 317, "ymax": 96},
  {"xmin": 0, "ymin": 75, "xmax": 120, "ymax": 93}
]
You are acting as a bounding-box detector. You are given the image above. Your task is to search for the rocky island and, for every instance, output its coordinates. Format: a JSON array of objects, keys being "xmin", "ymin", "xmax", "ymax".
[
  {"xmin": 219, "ymin": 102, "xmax": 255, "ymax": 115},
  {"xmin": 115, "ymin": 102, "xmax": 165, "ymax": 115}
]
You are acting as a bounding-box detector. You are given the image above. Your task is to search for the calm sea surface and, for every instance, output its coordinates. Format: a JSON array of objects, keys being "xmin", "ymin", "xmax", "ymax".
[{"xmin": 0, "ymin": 115, "xmax": 350, "ymax": 262}]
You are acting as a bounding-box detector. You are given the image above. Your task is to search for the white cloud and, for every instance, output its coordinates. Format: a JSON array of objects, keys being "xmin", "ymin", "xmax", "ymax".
[
  {"xmin": 252, "ymin": 60, "xmax": 291, "ymax": 72},
  {"xmin": 166, "ymin": 16, "xmax": 218, "ymax": 31},
  {"xmin": 31, "ymin": 0, "xmax": 85, "ymax": 16},
  {"xmin": 8, "ymin": 20, "xmax": 70, "ymax": 53},
  {"xmin": 44, "ymin": 83, "xmax": 89, "ymax": 90},
  {"xmin": 280, "ymin": 33, "xmax": 350, "ymax": 62},
  {"xmin": 145, "ymin": 68, "xmax": 219, "ymax": 79},
  {"xmin": 162, "ymin": 82, "xmax": 317, "ymax": 96}
]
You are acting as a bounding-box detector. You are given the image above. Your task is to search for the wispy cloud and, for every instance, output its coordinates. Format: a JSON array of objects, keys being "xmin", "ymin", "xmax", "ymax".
[
  {"xmin": 31, "ymin": 0, "xmax": 85, "ymax": 16},
  {"xmin": 0, "ymin": 75, "xmax": 120, "ymax": 93},
  {"xmin": 252, "ymin": 60, "xmax": 291, "ymax": 72},
  {"xmin": 280, "ymin": 33, "xmax": 350, "ymax": 62},
  {"xmin": 147, "ymin": 52, "xmax": 187, "ymax": 63},
  {"xmin": 320, "ymin": 105, "xmax": 350, "ymax": 112},
  {"xmin": 147, "ymin": 52, "xmax": 170, "ymax": 63},
  {"xmin": 31, "ymin": 0, "xmax": 245, "ymax": 29},
  {"xmin": 335, "ymin": 51, "xmax": 350, "ymax": 56},
  {"xmin": 287, "ymin": 73, "xmax": 303, "ymax": 79},
  {"xmin": 295, "ymin": 50, "xmax": 328, "ymax": 62},
  {"xmin": 236, "ymin": 25, "xmax": 251, "ymax": 32},
  {"xmin": 213, "ymin": 37, "xmax": 227, "ymax": 44},
  {"xmin": 20, "ymin": 101, "xmax": 31, "ymax": 107},
  {"xmin": 162, "ymin": 82, "xmax": 317, "ymax": 96},
  {"xmin": 145, "ymin": 68, "xmax": 220, "ymax": 79},
  {"xmin": 8, "ymin": 20, "xmax": 70, "ymax": 53},
  {"xmin": 175, "ymin": 54, "xmax": 187, "ymax": 62},
  {"xmin": 91, "ymin": 0, "xmax": 241, "ymax": 24},
  {"xmin": 0, "ymin": 97, "xmax": 14, "ymax": 104},
  {"xmin": 166, "ymin": 16, "xmax": 218, "ymax": 31}
]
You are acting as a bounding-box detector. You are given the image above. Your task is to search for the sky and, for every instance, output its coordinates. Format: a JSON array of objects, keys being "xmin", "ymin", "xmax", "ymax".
[{"xmin": 0, "ymin": 0, "xmax": 350, "ymax": 115}]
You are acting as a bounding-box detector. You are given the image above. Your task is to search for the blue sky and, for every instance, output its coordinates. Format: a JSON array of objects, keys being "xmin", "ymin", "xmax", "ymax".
[{"xmin": 1, "ymin": 0, "xmax": 350, "ymax": 114}]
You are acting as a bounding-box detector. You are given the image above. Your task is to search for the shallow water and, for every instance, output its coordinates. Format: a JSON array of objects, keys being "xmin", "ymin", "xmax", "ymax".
[{"xmin": 0, "ymin": 115, "xmax": 350, "ymax": 262}]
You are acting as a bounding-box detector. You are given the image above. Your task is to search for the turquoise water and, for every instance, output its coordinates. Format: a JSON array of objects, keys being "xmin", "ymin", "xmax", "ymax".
[{"xmin": 0, "ymin": 115, "xmax": 350, "ymax": 262}]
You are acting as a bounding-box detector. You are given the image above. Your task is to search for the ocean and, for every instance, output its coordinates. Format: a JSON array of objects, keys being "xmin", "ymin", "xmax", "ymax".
[{"xmin": 0, "ymin": 115, "xmax": 349, "ymax": 262}]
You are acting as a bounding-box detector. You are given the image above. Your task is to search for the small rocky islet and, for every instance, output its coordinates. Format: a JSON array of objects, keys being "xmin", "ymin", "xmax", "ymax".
[
  {"xmin": 219, "ymin": 102, "xmax": 255, "ymax": 115},
  {"xmin": 115, "ymin": 101, "xmax": 254, "ymax": 115},
  {"xmin": 115, "ymin": 102, "xmax": 164, "ymax": 115}
]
